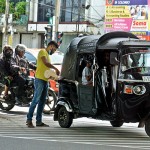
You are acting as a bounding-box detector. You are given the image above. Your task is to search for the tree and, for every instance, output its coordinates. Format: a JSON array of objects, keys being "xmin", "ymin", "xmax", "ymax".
[
  {"xmin": 0, "ymin": 0, "xmax": 27, "ymax": 21},
  {"xmin": 0, "ymin": 0, "xmax": 6, "ymax": 13},
  {"xmin": 13, "ymin": 1, "xmax": 26, "ymax": 20}
]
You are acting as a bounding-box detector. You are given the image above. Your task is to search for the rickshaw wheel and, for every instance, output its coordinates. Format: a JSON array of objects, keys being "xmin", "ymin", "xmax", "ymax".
[
  {"xmin": 58, "ymin": 106, "xmax": 73, "ymax": 128},
  {"xmin": 110, "ymin": 120, "xmax": 124, "ymax": 127},
  {"xmin": 145, "ymin": 118, "xmax": 150, "ymax": 137}
]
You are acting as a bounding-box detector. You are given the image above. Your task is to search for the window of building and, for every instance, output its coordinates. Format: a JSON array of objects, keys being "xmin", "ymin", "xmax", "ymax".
[
  {"xmin": 37, "ymin": 0, "xmax": 86, "ymax": 23},
  {"xmin": 38, "ymin": 0, "xmax": 55, "ymax": 22},
  {"xmin": 60, "ymin": 0, "xmax": 86, "ymax": 22}
]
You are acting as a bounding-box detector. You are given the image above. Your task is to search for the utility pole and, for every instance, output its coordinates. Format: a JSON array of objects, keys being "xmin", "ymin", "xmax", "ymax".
[
  {"xmin": 77, "ymin": 0, "xmax": 81, "ymax": 36},
  {"xmin": 3, "ymin": 0, "xmax": 10, "ymax": 46},
  {"xmin": 54, "ymin": 0, "xmax": 61, "ymax": 41}
]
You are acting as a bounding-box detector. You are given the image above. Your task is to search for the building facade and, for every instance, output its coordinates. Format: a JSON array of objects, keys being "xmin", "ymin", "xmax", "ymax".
[{"xmin": 1, "ymin": 0, "xmax": 105, "ymax": 53}]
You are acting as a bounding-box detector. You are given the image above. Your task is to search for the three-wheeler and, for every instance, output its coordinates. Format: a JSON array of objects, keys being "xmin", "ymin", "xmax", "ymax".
[{"xmin": 54, "ymin": 31, "xmax": 150, "ymax": 137}]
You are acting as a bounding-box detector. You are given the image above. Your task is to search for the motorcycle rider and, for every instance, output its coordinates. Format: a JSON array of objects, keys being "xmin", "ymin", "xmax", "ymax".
[
  {"xmin": 14, "ymin": 44, "xmax": 36, "ymax": 75},
  {"xmin": 0, "ymin": 45, "xmax": 26, "ymax": 106},
  {"xmin": 0, "ymin": 45, "xmax": 14, "ymax": 98},
  {"xmin": 4, "ymin": 44, "xmax": 36, "ymax": 105}
]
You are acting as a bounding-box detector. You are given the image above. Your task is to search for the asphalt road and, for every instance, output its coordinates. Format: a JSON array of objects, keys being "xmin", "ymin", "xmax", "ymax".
[{"xmin": 0, "ymin": 106, "xmax": 150, "ymax": 150}]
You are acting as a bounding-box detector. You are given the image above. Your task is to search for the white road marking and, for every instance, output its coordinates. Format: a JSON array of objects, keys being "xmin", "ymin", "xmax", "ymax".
[{"xmin": 0, "ymin": 110, "xmax": 150, "ymax": 150}]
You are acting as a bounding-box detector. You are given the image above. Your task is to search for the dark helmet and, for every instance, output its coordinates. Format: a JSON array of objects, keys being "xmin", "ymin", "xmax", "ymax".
[
  {"xmin": 3, "ymin": 45, "xmax": 13, "ymax": 58},
  {"xmin": 15, "ymin": 44, "xmax": 27, "ymax": 55}
]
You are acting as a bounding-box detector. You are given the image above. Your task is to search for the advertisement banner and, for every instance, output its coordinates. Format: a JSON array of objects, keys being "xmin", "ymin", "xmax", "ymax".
[{"xmin": 105, "ymin": 0, "xmax": 150, "ymax": 40}]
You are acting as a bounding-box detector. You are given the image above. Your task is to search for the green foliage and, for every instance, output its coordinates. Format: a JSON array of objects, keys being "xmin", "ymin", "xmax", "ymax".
[
  {"xmin": 0, "ymin": 0, "xmax": 6, "ymax": 13},
  {"xmin": 13, "ymin": 1, "xmax": 27, "ymax": 20},
  {"xmin": 9, "ymin": 2, "xmax": 15, "ymax": 14},
  {"xmin": 0, "ymin": 0, "xmax": 27, "ymax": 21}
]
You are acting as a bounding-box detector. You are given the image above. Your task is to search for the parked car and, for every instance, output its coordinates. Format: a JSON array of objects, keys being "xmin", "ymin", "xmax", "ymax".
[{"xmin": 24, "ymin": 48, "xmax": 64, "ymax": 94}]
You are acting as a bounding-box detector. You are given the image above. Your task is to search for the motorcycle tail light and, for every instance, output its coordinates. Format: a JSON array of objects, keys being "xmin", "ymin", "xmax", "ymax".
[
  {"xmin": 124, "ymin": 85, "xmax": 133, "ymax": 94},
  {"xmin": 133, "ymin": 85, "xmax": 146, "ymax": 95}
]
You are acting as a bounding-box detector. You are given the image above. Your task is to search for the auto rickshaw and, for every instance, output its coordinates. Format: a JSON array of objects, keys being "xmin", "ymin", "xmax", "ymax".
[{"xmin": 54, "ymin": 31, "xmax": 150, "ymax": 137}]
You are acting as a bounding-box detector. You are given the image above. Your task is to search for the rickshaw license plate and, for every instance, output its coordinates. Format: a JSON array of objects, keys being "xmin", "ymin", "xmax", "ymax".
[{"xmin": 142, "ymin": 76, "xmax": 150, "ymax": 82}]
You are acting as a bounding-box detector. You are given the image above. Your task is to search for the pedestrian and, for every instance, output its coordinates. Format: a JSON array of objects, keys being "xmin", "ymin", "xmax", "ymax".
[{"xmin": 26, "ymin": 41, "xmax": 60, "ymax": 128}]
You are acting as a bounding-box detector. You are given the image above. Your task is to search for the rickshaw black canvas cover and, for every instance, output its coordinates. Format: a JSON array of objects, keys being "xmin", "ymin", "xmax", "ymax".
[
  {"xmin": 55, "ymin": 31, "xmax": 150, "ymax": 137},
  {"xmin": 61, "ymin": 35, "xmax": 101, "ymax": 80},
  {"xmin": 61, "ymin": 31, "xmax": 138, "ymax": 80},
  {"xmin": 96, "ymin": 31, "xmax": 138, "ymax": 49}
]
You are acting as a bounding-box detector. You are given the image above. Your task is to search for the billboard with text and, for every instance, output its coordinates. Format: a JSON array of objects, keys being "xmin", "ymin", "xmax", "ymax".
[{"xmin": 105, "ymin": 0, "xmax": 150, "ymax": 40}]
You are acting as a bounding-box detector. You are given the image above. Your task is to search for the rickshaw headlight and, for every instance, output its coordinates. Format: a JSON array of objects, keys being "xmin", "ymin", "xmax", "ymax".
[{"xmin": 133, "ymin": 85, "xmax": 146, "ymax": 95}]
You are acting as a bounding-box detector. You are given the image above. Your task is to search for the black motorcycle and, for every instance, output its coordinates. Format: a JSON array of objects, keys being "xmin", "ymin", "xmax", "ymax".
[{"xmin": 0, "ymin": 62, "xmax": 57, "ymax": 113}]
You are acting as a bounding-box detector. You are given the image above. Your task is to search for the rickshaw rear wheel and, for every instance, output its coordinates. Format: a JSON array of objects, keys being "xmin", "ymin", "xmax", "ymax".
[
  {"xmin": 110, "ymin": 120, "xmax": 124, "ymax": 127},
  {"xmin": 58, "ymin": 106, "xmax": 73, "ymax": 128},
  {"xmin": 145, "ymin": 118, "xmax": 150, "ymax": 137}
]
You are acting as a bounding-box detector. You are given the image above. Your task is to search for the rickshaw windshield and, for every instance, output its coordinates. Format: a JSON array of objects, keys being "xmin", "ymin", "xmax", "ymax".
[{"xmin": 120, "ymin": 48, "xmax": 150, "ymax": 78}]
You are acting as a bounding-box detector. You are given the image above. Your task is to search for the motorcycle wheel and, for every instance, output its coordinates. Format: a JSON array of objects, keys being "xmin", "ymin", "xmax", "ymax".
[
  {"xmin": 58, "ymin": 106, "xmax": 73, "ymax": 128},
  {"xmin": 0, "ymin": 84, "xmax": 15, "ymax": 111},
  {"xmin": 0, "ymin": 101, "xmax": 15, "ymax": 111},
  {"xmin": 43, "ymin": 89, "xmax": 57, "ymax": 114},
  {"xmin": 145, "ymin": 118, "xmax": 150, "ymax": 137},
  {"xmin": 110, "ymin": 120, "xmax": 124, "ymax": 127}
]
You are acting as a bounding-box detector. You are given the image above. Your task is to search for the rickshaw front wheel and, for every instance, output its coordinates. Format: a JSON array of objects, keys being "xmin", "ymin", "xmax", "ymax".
[
  {"xmin": 58, "ymin": 106, "xmax": 73, "ymax": 128},
  {"xmin": 110, "ymin": 120, "xmax": 124, "ymax": 127},
  {"xmin": 145, "ymin": 118, "xmax": 150, "ymax": 137}
]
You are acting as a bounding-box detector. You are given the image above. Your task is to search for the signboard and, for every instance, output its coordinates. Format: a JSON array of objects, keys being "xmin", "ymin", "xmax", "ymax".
[{"xmin": 105, "ymin": 0, "xmax": 150, "ymax": 40}]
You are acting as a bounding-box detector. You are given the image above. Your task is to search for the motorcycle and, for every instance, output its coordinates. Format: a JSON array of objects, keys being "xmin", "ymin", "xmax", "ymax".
[{"xmin": 0, "ymin": 61, "xmax": 57, "ymax": 113}]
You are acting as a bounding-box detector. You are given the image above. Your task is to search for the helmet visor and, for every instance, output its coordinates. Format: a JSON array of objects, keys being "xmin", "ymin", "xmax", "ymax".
[{"xmin": 4, "ymin": 49, "xmax": 13, "ymax": 58}]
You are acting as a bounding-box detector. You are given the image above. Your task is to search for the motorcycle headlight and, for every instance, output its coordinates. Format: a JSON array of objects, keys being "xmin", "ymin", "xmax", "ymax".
[{"xmin": 133, "ymin": 85, "xmax": 146, "ymax": 95}]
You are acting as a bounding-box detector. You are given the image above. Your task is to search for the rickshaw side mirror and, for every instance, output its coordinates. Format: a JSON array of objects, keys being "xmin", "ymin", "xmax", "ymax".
[{"xmin": 110, "ymin": 52, "xmax": 119, "ymax": 65}]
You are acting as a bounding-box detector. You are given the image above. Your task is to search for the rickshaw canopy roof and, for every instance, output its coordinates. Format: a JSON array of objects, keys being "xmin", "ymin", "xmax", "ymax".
[
  {"xmin": 118, "ymin": 40, "xmax": 150, "ymax": 47},
  {"xmin": 61, "ymin": 31, "xmax": 140, "ymax": 80},
  {"xmin": 97, "ymin": 31, "xmax": 138, "ymax": 50}
]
